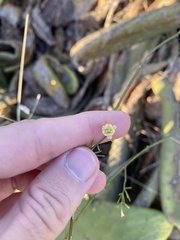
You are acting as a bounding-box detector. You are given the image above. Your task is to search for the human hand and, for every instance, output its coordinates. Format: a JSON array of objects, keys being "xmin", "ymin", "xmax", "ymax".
[{"xmin": 0, "ymin": 111, "xmax": 130, "ymax": 240}]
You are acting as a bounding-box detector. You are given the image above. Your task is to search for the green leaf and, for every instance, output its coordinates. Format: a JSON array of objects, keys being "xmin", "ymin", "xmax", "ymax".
[{"xmin": 58, "ymin": 201, "xmax": 173, "ymax": 240}]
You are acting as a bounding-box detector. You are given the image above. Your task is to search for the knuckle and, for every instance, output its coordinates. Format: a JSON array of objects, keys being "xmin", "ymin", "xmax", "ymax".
[{"xmin": 27, "ymin": 181, "xmax": 72, "ymax": 230}]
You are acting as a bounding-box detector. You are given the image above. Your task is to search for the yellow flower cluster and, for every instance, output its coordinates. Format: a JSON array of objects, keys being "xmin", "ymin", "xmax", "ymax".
[{"xmin": 102, "ymin": 123, "xmax": 117, "ymax": 140}]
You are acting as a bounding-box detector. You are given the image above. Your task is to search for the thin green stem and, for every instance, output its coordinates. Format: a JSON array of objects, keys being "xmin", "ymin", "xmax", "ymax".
[
  {"xmin": 106, "ymin": 128, "xmax": 179, "ymax": 184},
  {"xmin": 68, "ymin": 215, "xmax": 74, "ymax": 240},
  {"xmin": 123, "ymin": 168, "xmax": 127, "ymax": 193},
  {"xmin": 0, "ymin": 116, "xmax": 15, "ymax": 122},
  {"xmin": 113, "ymin": 64, "xmax": 142, "ymax": 110},
  {"xmin": 90, "ymin": 136, "xmax": 106, "ymax": 151},
  {"xmin": 75, "ymin": 195, "xmax": 96, "ymax": 224},
  {"xmin": 106, "ymin": 138, "xmax": 166, "ymax": 184},
  {"xmin": 113, "ymin": 30, "xmax": 180, "ymax": 110},
  {"xmin": 64, "ymin": 195, "xmax": 96, "ymax": 240}
]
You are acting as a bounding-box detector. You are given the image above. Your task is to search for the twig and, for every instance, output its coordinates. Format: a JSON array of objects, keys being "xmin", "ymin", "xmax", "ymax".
[
  {"xmin": 28, "ymin": 94, "xmax": 41, "ymax": 119},
  {"xmin": 16, "ymin": 14, "xmax": 29, "ymax": 121},
  {"xmin": 0, "ymin": 116, "xmax": 15, "ymax": 123},
  {"xmin": 68, "ymin": 215, "xmax": 74, "ymax": 240}
]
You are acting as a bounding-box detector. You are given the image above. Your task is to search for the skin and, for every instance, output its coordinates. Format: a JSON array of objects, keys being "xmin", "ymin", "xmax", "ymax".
[{"xmin": 0, "ymin": 111, "xmax": 130, "ymax": 240}]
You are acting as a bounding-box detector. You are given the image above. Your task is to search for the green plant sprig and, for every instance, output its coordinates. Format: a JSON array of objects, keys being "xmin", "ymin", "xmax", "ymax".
[
  {"xmin": 66, "ymin": 124, "xmax": 116, "ymax": 239},
  {"xmin": 66, "ymin": 128, "xmax": 179, "ymax": 239},
  {"xmin": 117, "ymin": 168, "xmax": 132, "ymax": 217}
]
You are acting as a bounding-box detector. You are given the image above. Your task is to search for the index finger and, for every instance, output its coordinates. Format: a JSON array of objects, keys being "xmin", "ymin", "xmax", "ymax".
[{"xmin": 0, "ymin": 111, "xmax": 130, "ymax": 178}]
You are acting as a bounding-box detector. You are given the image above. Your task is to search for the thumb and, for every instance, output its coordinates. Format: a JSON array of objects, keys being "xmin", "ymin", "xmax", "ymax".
[{"xmin": 2, "ymin": 147, "xmax": 100, "ymax": 240}]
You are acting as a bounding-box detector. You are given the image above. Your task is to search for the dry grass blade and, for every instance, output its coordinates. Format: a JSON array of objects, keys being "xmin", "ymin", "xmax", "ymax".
[{"xmin": 16, "ymin": 14, "xmax": 29, "ymax": 121}]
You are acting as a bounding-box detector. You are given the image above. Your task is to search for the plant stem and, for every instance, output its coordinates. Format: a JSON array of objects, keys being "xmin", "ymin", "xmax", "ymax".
[
  {"xmin": 90, "ymin": 136, "xmax": 106, "ymax": 151},
  {"xmin": 64, "ymin": 195, "xmax": 96, "ymax": 240},
  {"xmin": 68, "ymin": 215, "xmax": 74, "ymax": 240},
  {"xmin": 113, "ymin": 30, "xmax": 180, "ymax": 110},
  {"xmin": 28, "ymin": 94, "xmax": 41, "ymax": 119},
  {"xmin": 0, "ymin": 116, "xmax": 15, "ymax": 122},
  {"xmin": 106, "ymin": 138, "xmax": 166, "ymax": 184}
]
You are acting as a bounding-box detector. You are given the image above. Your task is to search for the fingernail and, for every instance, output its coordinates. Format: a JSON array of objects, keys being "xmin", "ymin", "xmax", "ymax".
[{"xmin": 64, "ymin": 147, "xmax": 98, "ymax": 182}]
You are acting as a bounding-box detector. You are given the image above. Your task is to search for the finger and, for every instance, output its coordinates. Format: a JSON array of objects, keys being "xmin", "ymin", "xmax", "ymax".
[
  {"xmin": 0, "ymin": 169, "xmax": 105, "ymax": 201},
  {"xmin": 0, "ymin": 170, "xmax": 39, "ymax": 201},
  {"xmin": 87, "ymin": 171, "xmax": 106, "ymax": 194},
  {"xmin": 0, "ymin": 193, "xmax": 21, "ymax": 219},
  {"xmin": 0, "ymin": 111, "xmax": 130, "ymax": 178},
  {"xmin": 1, "ymin": 147, "xmax": 101, "ymax": 239}
]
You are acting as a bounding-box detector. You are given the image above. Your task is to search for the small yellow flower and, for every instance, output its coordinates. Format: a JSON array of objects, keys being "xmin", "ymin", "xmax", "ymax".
[
  {"xmin": 102, "ymin": 123, "xmax": 117, "ymax": 140},
  {"xmin": 84, "ymin": 194, "xmax": 89, "ymax": 200}
]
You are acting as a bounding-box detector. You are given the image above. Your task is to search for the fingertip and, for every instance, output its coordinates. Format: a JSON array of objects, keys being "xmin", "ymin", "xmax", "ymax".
[
  {"xmin": 103, "ymin": 110, "xmax": 131, "ymax": 140},
  {"xmin": 118, "ymin": 111, "xmax": 131, "ymax": 136},
  {"xmin": 87, "ymin": 170, "xmax": 106, "ymax": 194},
  {"xmin": 64, "ymin": 147, "xmax": 99, "ymax": 182}
]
